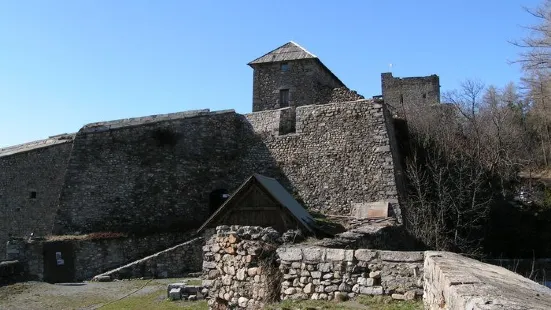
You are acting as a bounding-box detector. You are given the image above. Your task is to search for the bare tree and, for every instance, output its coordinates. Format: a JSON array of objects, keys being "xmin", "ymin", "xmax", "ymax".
[{"xmin": 511, "ymin": 0, "xmax": 551, "ymax": 71}]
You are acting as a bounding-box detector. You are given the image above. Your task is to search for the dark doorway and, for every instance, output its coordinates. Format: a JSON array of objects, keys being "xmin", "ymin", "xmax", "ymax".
[
  {"xmin": 209, "ymin": 189, "xmax": 229, "ymax": 214},
  {"xmin": 43, "ymin": 241, "xmax": 75, "ymax": 283}
]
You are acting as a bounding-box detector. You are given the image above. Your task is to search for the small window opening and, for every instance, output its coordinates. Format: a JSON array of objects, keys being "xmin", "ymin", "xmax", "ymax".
[
  {"xmin": 280, "ymin": 62, "xmax": 289, "ymax": 71},
  {"xmin": 30, "ymin": 191, "xmax": 37, "ymax": 199},
  {"xmin": 422, "ymin": 93, "xmax": 427, "ymax": 99},
  {"xmin": 400, "ymin": 94, "xmax": 404, "ymax": 104},
  {"xmin": 209, "ymin": 189, "xmax": 229, "ymax": 214},
  {"xmin": 280, "ymin": 89, "xmax": 290, "ymax": 107}
]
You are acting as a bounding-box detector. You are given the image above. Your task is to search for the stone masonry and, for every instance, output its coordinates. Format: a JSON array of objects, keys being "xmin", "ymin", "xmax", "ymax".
[
  {"xmin": 202, "ymin": 227, "xmax": 551, "ymax": 310},
  {"xmin": 277, "ymin": 246, "xmax": 424, "ymax": 301},
  {"xmin": 92, "ymin": 236, "xmax": 204, "ymax": 281},
  {"xmin": 0, "ymin": 136, "xmax": 73, "ymax": 255},
  {"xmin": 202, "ymin": 226, "xmax": 283, "ymax": 309}
]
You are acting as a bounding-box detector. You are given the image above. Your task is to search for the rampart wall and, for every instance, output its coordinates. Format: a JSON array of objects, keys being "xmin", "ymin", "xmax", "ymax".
[
  {"xmin": 52, "ymin": 110, "xmax": 276, "ymax": 235},
  {"xmin": 0, "ymin": 138, "xmax": 73, "ymax": 255},
  {"xmin": 246, "ymin": 99, "xmax": 402, "ymax": 216},
  {"xmin": 47, "ymin": 99, "xmax": 402, "ymax": 236}
]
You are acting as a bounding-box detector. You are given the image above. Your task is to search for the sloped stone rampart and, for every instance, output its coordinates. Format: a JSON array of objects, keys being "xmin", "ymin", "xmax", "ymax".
[
  {"xmin": 424, "ymin": 251, "xmax": 551, "ymax": 310},
  {"xmin": 93, "ymin": 237, "xmax": 203, "ymax": 281}
]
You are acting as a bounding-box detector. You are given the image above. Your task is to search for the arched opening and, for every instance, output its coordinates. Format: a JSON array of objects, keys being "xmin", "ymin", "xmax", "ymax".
[{"xmin": 209, "ymin": 189, "xmax": 229, "ymax": 214}]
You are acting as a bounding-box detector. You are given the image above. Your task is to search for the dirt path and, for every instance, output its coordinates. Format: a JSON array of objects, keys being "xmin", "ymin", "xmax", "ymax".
[{"xmin": 0, "ymin": 279, "xmax": 192, "ymax": 310}]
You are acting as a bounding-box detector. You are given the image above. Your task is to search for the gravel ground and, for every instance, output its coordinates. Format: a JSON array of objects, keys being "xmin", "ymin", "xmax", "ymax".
[{"xmin": 0, "ymin": 278, "xmax": 195, "ymax": 310}]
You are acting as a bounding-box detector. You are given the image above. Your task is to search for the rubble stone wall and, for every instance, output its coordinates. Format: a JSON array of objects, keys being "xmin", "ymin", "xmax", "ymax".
[
  {"xmin": 277, "ymin": 246, "xmax": 423, "ymax": 301},
  {"xmin": 202, "ymin": 226, "xmax": 282, "ymax": 309},
  {"xmin": 247, "ymin": 100, "xmax": 403, "ymax": 216}
]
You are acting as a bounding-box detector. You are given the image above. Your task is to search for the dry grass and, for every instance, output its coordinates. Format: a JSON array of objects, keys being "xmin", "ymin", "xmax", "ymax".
[{"xmin": 45, "ymin": 232, "xmax": 128, "ymax": 241}]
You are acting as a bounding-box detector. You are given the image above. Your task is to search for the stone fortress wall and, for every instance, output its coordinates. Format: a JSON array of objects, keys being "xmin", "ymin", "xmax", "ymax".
[
  {"xmin": 0, "ymin": 136, "xmax": 74, "ymax": 255},
  {"xmin": 46, "ymin": 96, "xmax": 402, "ymax": 236},
  {"xmin": 1, "ymin": 98, "xmax": 403, "ymax": 273}
]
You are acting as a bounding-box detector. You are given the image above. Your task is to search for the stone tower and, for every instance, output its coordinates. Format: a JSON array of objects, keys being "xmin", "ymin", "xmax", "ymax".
[
  {"xmin": 248, "ymin": 41, "xmax": 345, "ymax": 112},
  {"xmin": 381, "ymin": 72, "xmax": 440, "ymax": 118}
]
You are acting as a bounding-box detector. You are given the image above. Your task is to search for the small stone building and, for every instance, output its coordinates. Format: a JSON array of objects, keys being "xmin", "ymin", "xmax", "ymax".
[
  {"xmin": 197, "ymin": 174, "xmax": 318, "ymax": 235},
  {"xmin": 248, "ymin": 41, "xmax": 349, "ymax": 112}
]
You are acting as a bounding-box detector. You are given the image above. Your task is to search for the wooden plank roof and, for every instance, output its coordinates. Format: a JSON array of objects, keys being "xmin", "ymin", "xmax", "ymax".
[
  {"xmin": 248, "ymin": 41, "xmax": 317, "ymax": 65},
  {"xmin": 197, "ymin": 174, "xmax": 318, "ymax": 234},
  {"xmin": 247, "ymin": 41, "xmax": 345, "ymax": 87}
]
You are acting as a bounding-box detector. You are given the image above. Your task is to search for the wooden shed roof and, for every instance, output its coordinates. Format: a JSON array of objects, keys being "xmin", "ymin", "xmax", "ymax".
[{"xmin": 197, "ymin": 174, "xmax": 318, "ymax": 234}]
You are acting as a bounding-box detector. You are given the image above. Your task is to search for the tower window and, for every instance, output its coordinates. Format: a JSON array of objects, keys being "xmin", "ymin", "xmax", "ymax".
[
  {"xmin": 422, "ymin": 93, "xmax": 427, "ymax": 99},
  {"xmin": 280, "ymin": 89, "xmax": 290, "ymax": 107},
  {"xmin": 400, "ymin": 94, "xmax": 404, "ymax": 104},
  {"xmin": 30, "ymin": 191, "xmax": 37, "ymax": 199},
  {"xmin": 280, "ymin": 62, "xmax": 289, "ymax": 72}
]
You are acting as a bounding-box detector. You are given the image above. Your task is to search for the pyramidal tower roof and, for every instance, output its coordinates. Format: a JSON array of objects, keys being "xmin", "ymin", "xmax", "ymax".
[{"xmin": 248, "ymin": 41, "xmax": 318, "ymax": 65}]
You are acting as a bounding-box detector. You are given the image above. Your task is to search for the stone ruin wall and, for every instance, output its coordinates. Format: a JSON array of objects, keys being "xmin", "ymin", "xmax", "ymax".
[
  {"xmin": 202, "ymin": 226, "xmax": 423, "ymax": 309},
  {"xmin": 202, "ymin": 226, "xmax": 283, "ymax": 309},
  {"xmin": 276, "ymin": 246, "xmax": 423, "ymax": 301},
  {"xmin": 203, "ymin": 226, "xmax": 551, "ymax": 310},
  {"xmin": 0, "ymin": 139, "xmax": 73, "ymax": 256}
]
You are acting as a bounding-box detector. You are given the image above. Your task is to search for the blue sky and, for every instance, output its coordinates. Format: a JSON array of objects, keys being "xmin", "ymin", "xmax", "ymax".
[{"xmin": 0, "ymin": 0, "xmax": 541, "ymax": 147}]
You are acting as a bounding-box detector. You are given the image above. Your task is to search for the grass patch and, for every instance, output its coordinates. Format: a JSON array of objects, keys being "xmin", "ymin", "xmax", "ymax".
[
  {"xmin": 101, "ymin": 288, "xmax": 208, "ymax": 310},
  {"xmin": 358, "ymin": 295, "xmax": 423, "ymax": 310},
  {"xmin": 184, "ymin": 279, "xmax": 202, "ymax": 286},
  {"xmin": 265, "ymin": 296, "xmax": 422, "ymax": 310}
]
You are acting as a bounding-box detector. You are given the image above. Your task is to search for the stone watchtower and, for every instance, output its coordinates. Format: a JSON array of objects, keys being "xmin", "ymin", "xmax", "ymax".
[
  {"xmin": 381, "ymin": 72, "xmax": 440, "ymax": 118},
  {"xmin": 248, "ymin": 41, "xmax": 345, "ymax": 112}
]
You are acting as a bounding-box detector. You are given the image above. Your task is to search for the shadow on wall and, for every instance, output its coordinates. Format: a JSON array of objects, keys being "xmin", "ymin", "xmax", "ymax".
[{"xmin": 52, "ymin": 112, "xmax": 294, "ymax": 237}]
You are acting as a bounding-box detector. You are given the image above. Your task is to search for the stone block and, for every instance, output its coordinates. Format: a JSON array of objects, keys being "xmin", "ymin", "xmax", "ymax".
[
  {"xmin": 169, "ymin": 288, "xmax": 182, "ymax": 301},
  {"xmin": 404, "ymin": 290, "xmax": 416, "ymax": 300},
  {"xmin": 379, "ymin": 251, "xmax": 424, "ymax": 262},
  {"xmin": 351, "ymin": 201, "xmax": 389, "ymax": 219},
  {"xmin": 237, "ymin": 297, "xmax": 248, "ymax": 308},
  {"xmin": 277, "ymin": 247, "xmax": 302, "ymax": 261},
  {"xmin": 302, "ymin": 247, "xmax": 325, "ymax": 262},
  {"xmin": 355, "ymin": 249, "xmax": 377, "ymax": 261},
  {"xmin": 93, "ymin": 275, "xmax": 112, "ymax": 282},
  {"xmin": 359, "ymin": 286, "xmax": 383, "ymax": 295},
  {"xmin": 326, "ymin": 249, "xmax": 353, "ymax": 261}
]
